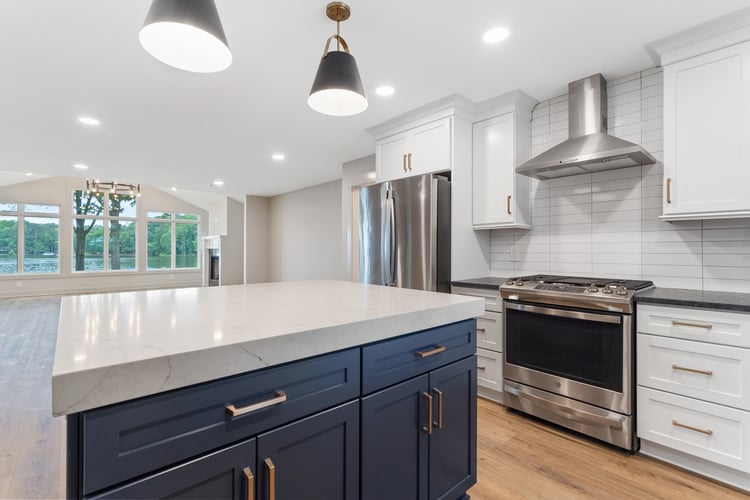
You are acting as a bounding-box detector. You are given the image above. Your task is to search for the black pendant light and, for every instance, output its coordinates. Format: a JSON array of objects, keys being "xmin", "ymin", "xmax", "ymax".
[
  {"xmin": 139, "ymin": 0, "xmax": 232, "ymax": 73},
  {"xmin": 308, "ymin": 2, "xmax": 368, "ymax": 116}
]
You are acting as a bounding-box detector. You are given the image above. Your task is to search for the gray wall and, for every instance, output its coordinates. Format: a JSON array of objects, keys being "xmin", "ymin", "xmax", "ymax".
[
  {"xmin": 269, "ymin": 180, "xmax": 344, "ymax": 282},
  {"xmin": 245, "ymin": 195, "xmax": 270, "ymax": 283}
]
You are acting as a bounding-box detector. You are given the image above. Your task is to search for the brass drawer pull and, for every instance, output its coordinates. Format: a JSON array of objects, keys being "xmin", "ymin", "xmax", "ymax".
[
  {"xmin": 672, "ymin": 364, "xmax": 713, "ymax": 376},
  {"xmin": 226, "ymin": 390, "xmax": 287, "ymax": 417},
  {"xmin": 403, "ymin": 154, "xmax": 407, "ymax": 173},
  {"xmin": 507, "ymin": 195, "xmax": 512, "ymax": 215},
  {"xmin": 264, "ymin": 458, "xmax": 276, "ymax": 500},
  {"xmin": 477, "ymin": 365, "xmax": 486, "ymax": 371},
  {"xmin": 666, "ymin": 177, "xmax": 672, "ymax": 204},
  {"xmin": 407, "ymin": 152, "xmax": 412, "ymax": 171},
  {"xmin": 671, "ymin": 320, "xmax": 713, "ymax": 330},
  {"xmin": 243, "ymin": 467, "xmax": 254, "ymax": 500},
  {"xmin": 432, "ymin": 388, "xmax": 443, "ymax": 429},
  {"xmin": 415, "ymin": 345, "xmax": 446, "ymax": 358},
  {"xmin": 672, "ymin": 419, "xmax": 713, "ymax": 436},
  {"xmin": 422, "ymin": 392, "xmax": 433, "ymax": 434},
  {"xmin": 476, "ymin": 327, "xmax": 486, "ymax": 333}
]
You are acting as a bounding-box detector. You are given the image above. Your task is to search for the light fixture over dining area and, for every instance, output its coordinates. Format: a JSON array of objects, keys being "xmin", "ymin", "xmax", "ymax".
[
  {"xmin": 308, "ymin": 2, "xmax": 368, "ymax": 116},
  {"xmin": 139, "ymin": 0, "xmax": 232, "ymax": 73},
  {"xmin": 86, "ymin": 179, "xmax": 141, "ymax": 198}
]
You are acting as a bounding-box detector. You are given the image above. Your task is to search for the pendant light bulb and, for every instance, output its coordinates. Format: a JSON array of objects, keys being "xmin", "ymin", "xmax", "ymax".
[
  {"xmin": 308, "ymin": 2, "xmax": 367, "ymax": 116},
  {"xmin": 139, "ymin": 0, "xmax": 232, "ymax": 73}
]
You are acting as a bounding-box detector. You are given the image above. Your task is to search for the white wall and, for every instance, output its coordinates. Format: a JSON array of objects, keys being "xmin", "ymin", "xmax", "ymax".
[
  {"xmin": 269, "ymin": 180, "xmax": 344, "ymax": 281},
  {"xmin": 0, "ymin": 176, "xmax": 207, "ymax": 297},
  {"xmin": 245, "ymin": 195, "xmax": 270, "ymax": 283},
  {"xmin": 489, "ymin": 67, "xmax": 750, "ymax": 292}
]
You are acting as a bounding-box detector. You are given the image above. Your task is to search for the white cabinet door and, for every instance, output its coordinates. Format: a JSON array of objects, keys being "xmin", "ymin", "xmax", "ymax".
[
  {"xmin": 663, "ymin": 40, "xmax": 750, "ymax": 219},
  {"xmin": 472, "ymin": 113, "xmax": 531, "ymax": 229},
  {"xmin": 374, "ymin": 117, "xmax": 452, "ymax": 182}
]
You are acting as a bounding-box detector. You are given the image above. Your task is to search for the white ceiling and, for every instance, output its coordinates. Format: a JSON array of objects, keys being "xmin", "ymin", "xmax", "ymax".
[{"xmin": 0, "ymin": 1, "xmax": 747, "ymax": 199}]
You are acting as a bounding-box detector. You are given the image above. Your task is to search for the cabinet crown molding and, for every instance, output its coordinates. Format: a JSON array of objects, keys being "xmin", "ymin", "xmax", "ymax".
[
  {"xmin": 367, "ymin": 94, "xmax": 475, "ymax": 140},
  {"xmin": 473, "ymin": 90, "xmax": 538, "ymax": 123},
  {"xmin": 650, "ymin": 7, "xmax": 750, "ymax": 66}
]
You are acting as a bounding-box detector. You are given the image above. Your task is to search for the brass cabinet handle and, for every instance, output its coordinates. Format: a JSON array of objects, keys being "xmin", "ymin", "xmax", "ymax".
[
  {"xmin": 407, "ymin": 152, "xmax": 412, "ymax": 171},
  {"xmin": 666, "ymin": 177, "xmax": 672, "ymax": 204},
  {"xmin": 403, "ymin": 154, "xmax": 407, "ymax": 173},
  {"xmin": 226, "ymin": 391, "xmax": 287, "ymax": 417},
  {"xmin": 671, "ymin": 320, "xmax": 713, "ymax": 330},
  {"xmin": 415, "ymin": 345, "xmax": 446, "ymax": 358},
  {"xmin": 672, "ymin": 419, "xmax": 713, "ymax": 436},
  {"xmin": 507, "ymin": 195, "xmax": 512, "ymax": 215},
  {"xmin": 422, "ymin": 392, "xmax": 433, "ymax": 434},
  {"xmin": 477, "ymin": 365, "xmax": 486, "ymax": 371},
  {"xmin": 672, "ymin": 364, "xmax": 713, "ymax": 376},
  {"xmin": 432, "ymin": 388, "xmax": 443, "ymax": 429},
  {"xmin": 243, "ymin": 467, "xmax": 254, "ymax": 500},
  {"xmin": 476, "ymin": 327, "xmax": 486, "ymax": 333},
  {"xmin": 264, "ymin": 458, "xmax": 276, "ymax": 500}
]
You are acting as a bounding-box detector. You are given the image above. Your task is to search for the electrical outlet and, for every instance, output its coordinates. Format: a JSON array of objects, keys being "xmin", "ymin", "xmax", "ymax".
[
  {"xmin": 510, "ymin": 246, "xmax": 519, "ymax": 262},
  {"xmin": 169, "ymin": 274, "xmax": 174, "ymax": 279},
  {"xmin": 15, "ymin": 281, "xmax": 22, "ymax": 288}
]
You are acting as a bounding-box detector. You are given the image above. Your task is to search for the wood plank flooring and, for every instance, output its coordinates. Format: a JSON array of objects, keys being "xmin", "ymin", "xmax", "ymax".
[{"xmin": 0, "ymin": 295, "xmax": 746, "ymax": 499}]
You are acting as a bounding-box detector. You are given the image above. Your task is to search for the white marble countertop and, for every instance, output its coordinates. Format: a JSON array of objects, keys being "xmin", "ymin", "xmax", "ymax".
[{"xmin": 52, "ymin": 280, "xmax": 483, "ymax": 416}]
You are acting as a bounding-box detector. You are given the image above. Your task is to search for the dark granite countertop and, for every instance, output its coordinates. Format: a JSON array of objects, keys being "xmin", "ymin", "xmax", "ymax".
[
  {"xmin": 635, "ymin": 287, "xmax": 750, "ymax": 313},
  {"xmin": 450, "ymin": 277, "xmax": 507, "ymax": 291}
]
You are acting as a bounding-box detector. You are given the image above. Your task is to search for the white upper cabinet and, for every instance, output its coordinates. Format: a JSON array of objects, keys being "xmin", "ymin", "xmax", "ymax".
[
  {"xmin": 374, "ymin": 116, "xmax": 452, "ymax": 181},
  {"xmin": 472, "ymin": 91, "xmax": 536, "ymax": 229},
  {"xmin": 657, "ymin": 16, "xmax": 750, "ymax": 221}
]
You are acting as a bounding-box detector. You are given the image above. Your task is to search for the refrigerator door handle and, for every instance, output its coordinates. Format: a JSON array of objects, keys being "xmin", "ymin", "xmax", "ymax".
[{"xmin": 384, "ymin": 184, "xmax": 396, "ymax": 286}]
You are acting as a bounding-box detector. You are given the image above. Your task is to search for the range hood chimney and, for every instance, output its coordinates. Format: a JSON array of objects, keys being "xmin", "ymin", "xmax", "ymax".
[{"xmin": 516, "ymin": 74, "xmax": 655, "ymax": 179}]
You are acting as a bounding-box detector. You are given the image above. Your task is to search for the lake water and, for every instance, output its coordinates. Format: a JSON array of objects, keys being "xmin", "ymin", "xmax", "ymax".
[{"xmin": 0, "ymin": 255, "xmax": 198, "ymax": 274}]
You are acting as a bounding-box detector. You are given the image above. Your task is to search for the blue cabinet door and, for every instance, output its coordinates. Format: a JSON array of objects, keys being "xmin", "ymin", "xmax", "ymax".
[
  {"xmin": 256, "ymin": 400, "xmax": 359, "ymax": 500},
  {"xmin": 89, "ymin": 438, "xmax": 256, "ymax": 499},
  {"xmin": 428, "ymin": 356, "xmax": 477, "ymax": 500},
  {"xmin": 361, "ymin": 374, "xmax": 430, "ymax": 500}
]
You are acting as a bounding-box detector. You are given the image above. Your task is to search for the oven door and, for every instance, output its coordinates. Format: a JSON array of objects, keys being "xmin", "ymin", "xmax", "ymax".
[{"xmin": 503, "ymin": 300, "xmax": 632, "ymax": 415}]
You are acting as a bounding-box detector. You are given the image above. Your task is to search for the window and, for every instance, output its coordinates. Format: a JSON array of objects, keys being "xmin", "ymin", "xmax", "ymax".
[
  {"xmin": 147, "ymin": 212, "xmax": 199, "ymax": 270},
  {"xmin": 0, "ymin": 202, "xmax": 60, "ymax": 275},
  {"xmin": 72, "ymin": 190, "xmax": 137, "ymax": 272}
]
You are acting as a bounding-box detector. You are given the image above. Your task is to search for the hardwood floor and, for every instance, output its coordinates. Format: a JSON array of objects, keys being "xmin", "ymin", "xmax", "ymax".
[{"xmin": 0, "ymin": 295, "xmax": 746, "ymax": 499}]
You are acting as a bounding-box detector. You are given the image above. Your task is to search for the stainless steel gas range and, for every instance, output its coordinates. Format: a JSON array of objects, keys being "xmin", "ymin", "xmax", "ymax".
[{"xmin": 500, "ymin": 274, "xmax": 653, "ymax": 450}]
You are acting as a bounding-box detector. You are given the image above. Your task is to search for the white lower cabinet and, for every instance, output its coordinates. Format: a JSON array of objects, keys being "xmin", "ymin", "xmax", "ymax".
[
  {"xmin": 477, "ymin": 348, "xmax": 502, "ymax": 399},
  {"xmin": 637, "ymin": 303, "xmax": 750, "ymax": 492}
]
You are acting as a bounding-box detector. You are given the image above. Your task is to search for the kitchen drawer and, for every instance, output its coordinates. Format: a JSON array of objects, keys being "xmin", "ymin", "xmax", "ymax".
[
  {"xmin": 451, "ymin": 285, "xmax": 501, "ymax": 313},
  {"xmin": 477, "ymin": 311, "xmax": 502, "ymax": 352},
  {"xmin": 80, "ymin": 348, "xmax": 360, "ymax": 496},
  {"xmin": 362, "ymin": 319, "xmax": 476, "ymax": 394},
  {"xmin": 476, "ymin": 348, "xmax": 502, "ymax": 391},
  {"xmin": 638, "ymin": 334, "xmax": 750, "ymax": 410},
  {"xmin": 637, "ymin": 387, "xmax": 750, "ymax": 473},
  {"xmin": 637, "ymin": 304, "xmax": 750, "ymax": 348}
]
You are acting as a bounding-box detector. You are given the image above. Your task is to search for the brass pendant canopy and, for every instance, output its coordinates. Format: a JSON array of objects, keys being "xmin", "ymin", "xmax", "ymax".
[
  {"xmin": 139, "ymin": 0, "xmax": 232, "ymax": 73},
  {"xmin": 308, "ymin": 2, "xmax": 368, "ymax": 116}
]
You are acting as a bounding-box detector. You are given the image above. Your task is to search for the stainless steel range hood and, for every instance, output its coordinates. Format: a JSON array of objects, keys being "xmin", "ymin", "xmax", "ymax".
[{"xmin": 516, "ymin": 74, "xmax": 655, "ymax": 179}]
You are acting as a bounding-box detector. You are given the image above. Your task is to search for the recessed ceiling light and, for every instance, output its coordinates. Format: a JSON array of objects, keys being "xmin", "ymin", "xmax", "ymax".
[
  {"xmin": 212, "ymin": 180, "xmax": 224, "ymax": 186},
  {"xmin": 483, "ymin": 26, "xmax": 510, "ymax": 44},
  {"xmin": 25, "ymin": 172, "xmax": 33, "ymax": 176},
  {"xmin": 73, "ymin": 163, "xmax": 89, "ymax": 170},
  {"xmin": 272, "ymin": 153, "xmax": 285, "ymax": 161},
  {"xmin": 375, "ymin": 86, "xmax": 395, "ymax": 97},
  {"xmin": 78, "ymin": 116, "xmax": 101, "ymax": 126},
  {"xmin": 171, "ymin": 187, "xmax": 177, "ymax": 192}
]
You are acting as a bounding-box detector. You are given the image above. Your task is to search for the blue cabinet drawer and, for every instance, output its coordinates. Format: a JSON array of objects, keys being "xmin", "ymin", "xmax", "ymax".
[
  {"xmin": 361, "ymin": 319, "xmax": 476, "ymax": 394},
  {"xmin": 81, "ymin": 348, "xmax": 360, "ymax": 496}
]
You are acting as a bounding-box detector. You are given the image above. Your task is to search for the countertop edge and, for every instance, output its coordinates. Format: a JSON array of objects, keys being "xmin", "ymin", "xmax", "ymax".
[{"xmin": 635, "ymin": 287, "xmax": 750, "ymax": 313}]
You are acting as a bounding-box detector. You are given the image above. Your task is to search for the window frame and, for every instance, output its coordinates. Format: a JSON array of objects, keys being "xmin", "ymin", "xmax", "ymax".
[
  {"xmin": 0, "ymin": 202, "xmax": 61, "ymax": 275},
  {"xmin": 146, "ymin": 211, "xmax": 200, "ymax": 271}
]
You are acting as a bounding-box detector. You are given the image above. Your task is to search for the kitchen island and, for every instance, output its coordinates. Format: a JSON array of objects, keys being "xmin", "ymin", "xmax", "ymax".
[{"xmin": 53, "ymin": 280, "xmax": 483, "ymax": 499}]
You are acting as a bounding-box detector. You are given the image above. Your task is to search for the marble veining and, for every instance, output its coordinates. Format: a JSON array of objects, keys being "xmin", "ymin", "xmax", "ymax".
[{"xmin": 52, "ymin": 280, "xmax": 484, "ymax": 415}]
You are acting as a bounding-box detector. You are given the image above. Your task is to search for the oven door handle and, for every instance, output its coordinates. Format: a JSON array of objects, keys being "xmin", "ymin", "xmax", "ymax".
[
  {"xmin": 504, "ymin": 302, "xmax": 622, "ymax": 324},
  {"xmin": 506, "ymin": 384, "xmax": 624, "ymax": 429}
]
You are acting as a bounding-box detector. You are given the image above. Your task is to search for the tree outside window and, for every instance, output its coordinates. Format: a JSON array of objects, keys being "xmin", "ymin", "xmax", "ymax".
[
  {"xmin": 147, "ymin": 212, "xmax": 199, "ymax": 270},
  {"xmin": 0, "ymin": 203, "xmax": 60, "ymax": 274}
]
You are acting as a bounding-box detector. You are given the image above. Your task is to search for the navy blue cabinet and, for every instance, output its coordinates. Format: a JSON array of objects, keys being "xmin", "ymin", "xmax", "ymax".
[{"xmin": 361, "ymin": 355, "xmax": 477, "ymax": 500}]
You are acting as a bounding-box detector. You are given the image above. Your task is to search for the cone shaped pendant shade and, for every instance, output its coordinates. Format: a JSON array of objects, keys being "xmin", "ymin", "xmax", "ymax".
[
  {"xmin": 308, "ymin": 3, "xmax": 367, "ymax": 116},
  {"xmin": 139, "ymin": 0, "xmax": 232, "ymax": 73}
]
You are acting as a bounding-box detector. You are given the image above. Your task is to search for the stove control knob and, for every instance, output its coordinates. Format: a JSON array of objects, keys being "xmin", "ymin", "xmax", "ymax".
[
  {"xmin": 602, "ymin": 287, "xmax": 614, "ymax": 294},
  {"xmin": 504, "ymin": 279, "xmax": 515, "ymax": 285},
  {"xmin": 513, "ymin": 280, "xmax": 524, "ymax": 286},
  {"xmin": 616, "ymin": 286, "xmax": 628, "ymax": 296},
  {"xmin": 587, "ymin": 284, "xmax": 599, "ymax": 293}
]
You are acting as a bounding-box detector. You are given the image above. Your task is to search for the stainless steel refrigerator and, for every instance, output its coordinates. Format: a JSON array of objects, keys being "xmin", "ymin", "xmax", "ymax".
[{"xmin": 357, "ymin": 174, "xmax": 451, "ymax": 292}]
